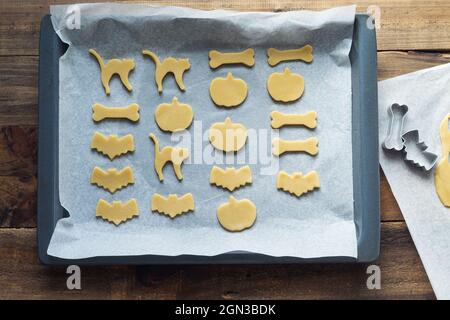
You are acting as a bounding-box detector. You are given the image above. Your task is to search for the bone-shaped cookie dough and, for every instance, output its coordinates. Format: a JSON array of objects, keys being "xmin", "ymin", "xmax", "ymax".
[
  {"xmin": 151, "ymin": 193, "xmax": 195, "ymax": 218},
  {"xmin": 267, "ymin": 45, "xmax": 314, "ymax": 66},
  {"xmin": 91, "ymin": 132, "xmax": 135, "ymax": 160},
  {"xmin": 210, "ymin": 165, "xmax": 252, "ymax": 191},
  {"xmin": 91, "ymin": 166, "xmax": 134, "ymax": 193},
  {"xmin": 270, "ymin": 111, "xmax": 317, "ymax": 129},
  {"xmin": 96, "ymin": 199, "xmax": 139, "ymax": 225},
  {"xmin": 209, "ymin": 49, "xmax": 255, "ymax": 69},
  {"xmin": 92, "ymin": 103, "xmax": 140, "ymax": 122},
  {"xmin": 276, "ymin": 171, "xmax": 320, "ymax": 197},
  {"xmin": 272, "ymin": 137, "xmax": 318, "ymax": 156}
]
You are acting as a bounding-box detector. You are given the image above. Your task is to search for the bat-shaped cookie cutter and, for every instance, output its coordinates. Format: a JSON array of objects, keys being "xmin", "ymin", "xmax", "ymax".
[
  {"xmin": 402, "ymin": 130, "xmax": 438, "ymax": 171},
  {"xmin": 92, "ymin": 103, "xmax": 140, "ymax": 122},
  {"xmin": 209, "ymin": 49, "xmax": 255, "ymax": 69},
  {"xmin": 270, "ymin": 111, "xmax": 317, "ymax": 129},
  {"xmin": 267, "ymin": 45, "xmax": 313, "ymax": 66},
  {"xmin": 383, "ymin": 103, "xmax": 409, "ymax": 151},
  {"xmin": 272, "ymin": 137, "xmax": 318, "ymax": 156}
]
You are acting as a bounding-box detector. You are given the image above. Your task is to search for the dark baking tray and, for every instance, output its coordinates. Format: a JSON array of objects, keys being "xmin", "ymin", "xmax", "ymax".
[{"xmin": 38, "ymin": 14, "xmax": 379, "ymax": 265}]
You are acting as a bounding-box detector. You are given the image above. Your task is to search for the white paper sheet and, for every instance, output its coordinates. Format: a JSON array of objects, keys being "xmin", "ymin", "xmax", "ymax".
[
  {"xmin": 379, "ymin": 62, "xmax": 450, "ymax": 299},
  {"xmin": 47, "ymin": 3, "xmax": 357, "ymax": 259}
]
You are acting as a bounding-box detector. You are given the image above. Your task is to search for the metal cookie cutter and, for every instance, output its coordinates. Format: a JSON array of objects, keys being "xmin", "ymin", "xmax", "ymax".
[
  {"xmin": 402, "ymin": 130, "xmax": 438, "ymax": 171},
  {"xmin": 383, "ymin": 103, "xmax": 409, "ymax": 151}
]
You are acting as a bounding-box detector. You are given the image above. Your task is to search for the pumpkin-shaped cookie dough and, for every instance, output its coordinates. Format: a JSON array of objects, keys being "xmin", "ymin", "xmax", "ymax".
[
  {"xmin": 217, "ymin": 196, "xmax": 256, "ymax": 232},
  {"xmin": 210, "ymin": 73, "xmax": 248, "ymax": 107},
  {"xmin": 267, "ymin": 68, "xmax": 304, "ymax": 102},
  {"xmin": 155, "ymin": 97, "xmax": 193, "ymax": 132},
  {"xmin": 209, "ymin": 117, "xmax": 247, "ymax": 152}
]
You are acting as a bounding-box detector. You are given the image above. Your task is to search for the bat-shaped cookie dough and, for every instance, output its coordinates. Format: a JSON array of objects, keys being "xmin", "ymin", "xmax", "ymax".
[
  {"xmin": 92, "ymin": 103, "xmax": 140, "ymax": 122},
  {"xmin": 90, "ymin": 166, "xmax": 134, "ymax": 193},
  {"xmin": 151, "ymin": 193, "xmax": 195, "ymax": 218},
  {"xmin": 209, "ymin": 49, "xmax": 255, "ymax": 68},
  {"xmin": 91, "ymin": 132, "xmax": 135, "ymax": 160},
  {"xmin": 272, "ymin": 137, "xmax": 318, "ymax": 156},
  {"xmin": 210, "ymin": 165, "xmax": 252, "ymax": 191},
  {"xmin": 276, "ymin": 171, "xmax": 320, "ymax": 197},
  {"xmin": 267, "ymin": 45, "xmax": 314, "ymax": 66},
  {"xmin": 96, "ymin": 199, "xmax": 139, "ymax": 225},
  {"xmin": 270, "ymin": 111, "xmax": 317, "ymax": 129}
]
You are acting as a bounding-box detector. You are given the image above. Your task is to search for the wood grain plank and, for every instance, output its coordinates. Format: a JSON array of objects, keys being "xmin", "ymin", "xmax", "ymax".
[
  {"xmin": 0, "ymin": 222, "xmax": 434, "ymax": 299},
  {"xmin": 2, "ymin": 0, "xmax": 450, "ymax": 55}
]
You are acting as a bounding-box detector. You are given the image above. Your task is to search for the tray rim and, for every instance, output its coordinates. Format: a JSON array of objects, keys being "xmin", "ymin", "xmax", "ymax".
[{"xmin": 37, "ymin": 13, "xmax": 379, "ymax": 265}]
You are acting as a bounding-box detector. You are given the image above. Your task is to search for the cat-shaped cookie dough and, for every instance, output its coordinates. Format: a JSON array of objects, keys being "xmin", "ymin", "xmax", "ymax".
[
  {"xmin": 149, "ymin": 133, "xmax": 189, "ymax": 181},
  {"xmin": 89, "ymin": 49, "xmax": 135, "ymax": 95},
  {"xmin": 142, "ymin": 50, "xmax": 190, "ymax": 93}
]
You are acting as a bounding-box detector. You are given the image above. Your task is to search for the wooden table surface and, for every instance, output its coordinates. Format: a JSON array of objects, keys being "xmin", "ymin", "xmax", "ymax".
[{"xmin": 2, "ymin": 0, "xmax": 449, "ymax": 299}]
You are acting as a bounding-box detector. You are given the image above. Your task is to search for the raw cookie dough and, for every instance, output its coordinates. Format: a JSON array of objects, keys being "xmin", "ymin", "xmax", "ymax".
[
  {"xmin": 89, "ymin": 49, "xmax": 134, "ymax": 95},
  {"xmin": 91, "ymin": 132, "xmax": 135, "ymax": 160},
  {"xmin": 92, "ymin": 103, "xmax": 140, "ymax": 122},
  {"xmin": 155, "ymin": 97, "xmax": 193, "ymax": 132},
  {"xmin": 267, "ymin": 45, "xmax": 314, "ymax": 66},
  {"xmin": 435, "ymin": 113, "xmax": 450, "ymax": 206},
  {"xmin": 276, "ymin": 170, "xmax": 320, "ymax": 197},
  {"xmin": 210, "ymin": 73, "xmax": 248, "ymax": 107},
  {"xmin": 209, "ymin": 49, "xmax": 255, "ymax": 68},
  {"xmin": 90, "ymin": 166, "xmax": 134, "ymax": 193},
  {"xmin": 142, "ymin": 50, "xmax": 190, "ymax": 93},
  {"xmin": 209, "ymin": 117, "xmax": 248, "ymax": 152},
  {"xmin": 217, "ymin": 196, "xmax": 256, "ymax": 232},
  {"xmin": 210, "ymin": 165, "xmax": 252, "ymax": 191},
  {"xmin": 149, "ymin": 133, "xmax": 189, "ymax": 181},
  {"xmin": 151, "ymin": 193, "xmax": 195, "ymax": 218},
  {"xmin": 96, "ymin": 199, "xmax": 139, "ymax": 225},
  {"xmin": 272, "ymin": 137, "xmax": 318, "ymax": 156},
  {"xmin": 270, "ymin": 111, "xmax": 317, "ymax": 129},
  {"xmin": 267, "ymin": 68, "xmax": 304, "ymax": 102}
]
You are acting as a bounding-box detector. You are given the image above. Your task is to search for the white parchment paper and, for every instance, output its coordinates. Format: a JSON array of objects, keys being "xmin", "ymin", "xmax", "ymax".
[
  {"xmin": 47, "ymin": 3, "xmax": 357, "ymax": 259},
  {"xmin": 379, "ymin": 63, "xmax": 450, "ymax": 299}
]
